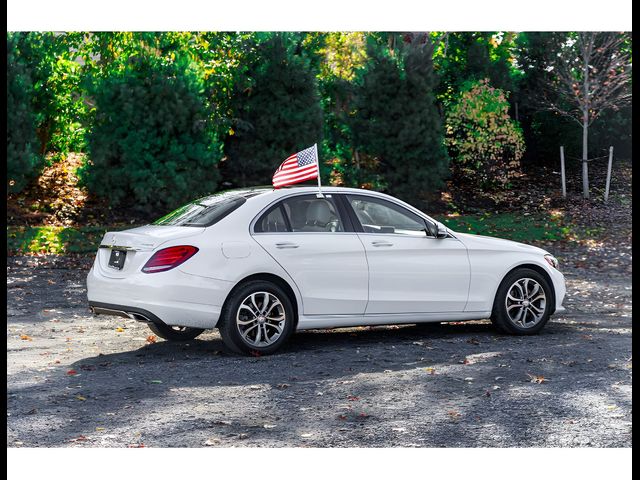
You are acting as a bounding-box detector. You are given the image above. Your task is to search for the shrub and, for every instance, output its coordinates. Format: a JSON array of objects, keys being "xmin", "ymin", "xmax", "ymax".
[
  {"xmin": 7, "ymin": 34, "xmax": 42, "ymax": 193},
  {"xmin": 80, "ymin": 56, "xmax": 221, "ymax": 213},
  {"xmin": 223, "ymin": 34, "xmax": 323, "ymax": 187},
  {"xmin": 445, "ymin": 79, "xmax": 524, "ymax": 188}
]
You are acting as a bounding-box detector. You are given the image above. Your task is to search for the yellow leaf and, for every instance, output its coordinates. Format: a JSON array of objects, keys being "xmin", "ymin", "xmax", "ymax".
[
  {"xmin": 76, "ymin": 395, "xmax": 86, "ymax": 401},
  {"xmin": 115, "ymin": 327, "xmax": 124, "ymax": 333}
]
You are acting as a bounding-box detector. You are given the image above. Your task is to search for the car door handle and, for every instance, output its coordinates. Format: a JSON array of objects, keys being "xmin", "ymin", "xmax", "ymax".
[
  {"xmin": 275, "ymin": 242, "xmax": 299, "ymax": 249},
  {"xmin": 371, "ymin": 241, "xmax": 394, "ymax": 247}
]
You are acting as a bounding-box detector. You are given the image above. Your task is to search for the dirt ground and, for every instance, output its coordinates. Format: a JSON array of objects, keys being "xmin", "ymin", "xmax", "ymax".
[{"xmin": 6, "ymin": 231, "xmax": 632, "ymax": 447}]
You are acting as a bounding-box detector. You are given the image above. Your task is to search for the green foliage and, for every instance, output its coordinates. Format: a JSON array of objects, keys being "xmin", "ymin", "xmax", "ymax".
[
  {"xmin": 349, "ymin": 39, "xmax": 449, "ymax": 202},
  {"xmin": 7, "ymin": 34, "xmax": 42, "ymax": 193},
  {"xmin": 432, "ymin": 32, "xmax": 519, "ymax": 106},
  {"xmin": 10, "ymin": 32, "xmax": 88, "ymax": 156},
  {"xmin": 79, "ymin": 55, "xmax": 221, "ymax": 212},
  {"xmin": 446, "ymin": 79, "xmax": 524, "ymax": 188},
  {"xmin": 223, "ymin": 34, "xmax": 323, "ymax": 186},
  {"xmin": 7, "ymin": 225, "xmax": 117, "ymax": 254}
]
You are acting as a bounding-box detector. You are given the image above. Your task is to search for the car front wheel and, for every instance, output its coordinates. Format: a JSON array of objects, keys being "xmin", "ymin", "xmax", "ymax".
[
  {"xmin": 491, "ymin": 268, "xmax": 553, "ymax": 335},
  {"xmin": 218, "ymin": 280, "xmax": 295, "ymax": 355}
]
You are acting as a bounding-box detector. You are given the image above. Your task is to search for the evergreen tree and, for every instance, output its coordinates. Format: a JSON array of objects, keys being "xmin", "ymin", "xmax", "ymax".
[
  {"xmin": 223, "ymin": 34, "xmax": 323, "ymax": 186},
  {"xmin": 350, "ymin": 38, "xmax": 449, "ymax": 203},
  {"xmin": 7, "ymin": 33, "xmax": 42, "ymax": 193},
  {"xmin": 80, "ymin": 55, "xmax": 221, "ymax": 213}
]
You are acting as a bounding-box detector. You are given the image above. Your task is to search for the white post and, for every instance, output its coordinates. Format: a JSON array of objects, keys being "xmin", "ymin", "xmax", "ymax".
[
  {"xmin": 314, "ymin": 143, "xmax": 324, "ymax": 198},
  {"xmin": 604, "ymin": 146, "xmax": 614, "ymax": 202},
  {"xmin": 560, "ymin": 146, "xmax": 566, "ymax": 198}
]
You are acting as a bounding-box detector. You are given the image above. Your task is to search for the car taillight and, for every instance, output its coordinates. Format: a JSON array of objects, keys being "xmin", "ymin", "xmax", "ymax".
[{"xmin": 142, "ymin": 246, "xmax": 199, "ymax": 273}]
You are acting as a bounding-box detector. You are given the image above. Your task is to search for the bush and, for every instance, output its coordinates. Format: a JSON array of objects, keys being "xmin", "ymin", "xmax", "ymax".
[
  {"xmin": 7, "ymin": 34, "xmax": 42, "ymax": 193},
  {"xmin": 223, "ymin": 34, "xmax": 323, "ymax": 187},
  {"xmin": 445, "ymin": 79, "xmax": 524, "ymax": 188},
  {"xmin": 80, "ymin": 56, "xmax": 221, "ymax": 213},
  {"xmin": 350, "ymin": 39, "xmax": 449, "ymax": 203}
]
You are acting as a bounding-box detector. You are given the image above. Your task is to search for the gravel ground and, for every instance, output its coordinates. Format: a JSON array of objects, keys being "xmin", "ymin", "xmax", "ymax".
[{"xmin": 6, "ymin": 238, "xmax": 632, "ymax": 448}]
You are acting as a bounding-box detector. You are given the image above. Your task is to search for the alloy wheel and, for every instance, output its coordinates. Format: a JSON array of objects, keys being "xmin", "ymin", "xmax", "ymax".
[
  {"xmin": 236, "ymin": 292, "xmax": 286, "ymax": 347},
  {"xmin": 505, "ymin": 277, "xmax": 547, "ymax": 328}
]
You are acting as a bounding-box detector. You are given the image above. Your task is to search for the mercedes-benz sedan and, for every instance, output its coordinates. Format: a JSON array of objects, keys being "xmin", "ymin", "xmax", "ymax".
[{"xmin": 87, "ymin": 187, "xmax": 566, "ymax": 355}]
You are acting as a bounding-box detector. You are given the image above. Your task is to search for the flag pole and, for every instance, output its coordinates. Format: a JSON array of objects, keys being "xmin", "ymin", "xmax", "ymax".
[{"xmin": 314, "ymin": 143, "xmax": 324, "ymax": 198}]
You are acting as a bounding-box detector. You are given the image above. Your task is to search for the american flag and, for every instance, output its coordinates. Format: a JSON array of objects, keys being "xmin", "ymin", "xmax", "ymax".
[{"xmin": 272, "ymin": 145, "xmax": 319, "ymax": 188}]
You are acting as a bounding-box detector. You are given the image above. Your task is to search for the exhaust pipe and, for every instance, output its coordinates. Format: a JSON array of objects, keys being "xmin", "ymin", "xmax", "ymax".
[{"xmin": 90, "ymin": 306, "xmax": 153, "ymax": 324}]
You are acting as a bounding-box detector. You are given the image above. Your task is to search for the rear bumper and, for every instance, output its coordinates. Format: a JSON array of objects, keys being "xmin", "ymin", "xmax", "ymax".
[{"xmin": 86, "ymin": 264, "xmax": 233, "ymax": 329}]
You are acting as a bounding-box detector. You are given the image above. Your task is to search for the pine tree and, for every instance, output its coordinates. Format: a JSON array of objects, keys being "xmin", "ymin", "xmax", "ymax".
[
  {"xmin": 223, "ymin": 34, "xmax": 323, "ymax": 186},
  {"xmin": 351, "ymin": 37, "xmax": 449, "ymax": 203},
  {"xmin": 7, "ymin": 33, "xmax": 42, "ymax": 193}
]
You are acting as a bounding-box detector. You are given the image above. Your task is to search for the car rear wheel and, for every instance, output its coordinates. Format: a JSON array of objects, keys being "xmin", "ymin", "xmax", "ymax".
[
  {"xmin": 148, "ymin": 322, "xmax": 204, "ymax": 341},
  {"xmin": 218, "ymin": 280, "xmax": 295, "ymax": 355},
  {"xmin": 491, "ymin": 268, "xmax": 553, "ymax": 335}
]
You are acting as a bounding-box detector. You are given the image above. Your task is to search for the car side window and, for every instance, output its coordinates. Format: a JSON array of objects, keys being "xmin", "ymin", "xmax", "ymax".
[
  {"xmin": 281, "ymin": 195, "xmax": 345, "ymax": 233},
  {"xmin": 256, "ymin": 195, "xmax": 346, "ymax": 233},
  {"xmin": 346, "ymin": 195, "xmax": 433, "ymax": 237},
  {"xmin": 255, "ymin": 205, "xmax": 290, "ymax": 233}
]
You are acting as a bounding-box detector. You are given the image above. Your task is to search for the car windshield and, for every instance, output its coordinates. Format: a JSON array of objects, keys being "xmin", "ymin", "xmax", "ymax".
[{"xmin": 153, "ymin": 189, "xmax": 267, "ymax": 227}]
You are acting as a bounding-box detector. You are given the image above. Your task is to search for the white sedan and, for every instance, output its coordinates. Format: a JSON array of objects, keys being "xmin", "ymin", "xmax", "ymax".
[{"xmin": 87, "ymin": 186, "xmax": 566, "ymax": 355}]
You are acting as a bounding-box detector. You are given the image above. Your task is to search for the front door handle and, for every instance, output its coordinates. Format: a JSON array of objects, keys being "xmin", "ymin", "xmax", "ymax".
[
  {"xmin": 275, "ymin": 242, "xmax": 299, "ymax": 249},
  {"xmin": 371, "ymin": 241, "xmax": 394, "ymax": 247}
]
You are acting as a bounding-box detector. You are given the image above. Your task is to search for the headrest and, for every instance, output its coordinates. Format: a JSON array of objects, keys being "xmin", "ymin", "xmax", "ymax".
[{"xmin": 306, "ymin": 200, "xmax": 333, "ymax": 225}]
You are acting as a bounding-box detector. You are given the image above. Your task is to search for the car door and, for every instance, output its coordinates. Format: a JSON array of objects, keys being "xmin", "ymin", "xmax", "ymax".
[
  {"xmin": 342, "ymin": 194, "xmax": 471, "ymax": 314},
  {"xmin": 251, "ymin": 193, "xmax": 369, "ymax": 316}
]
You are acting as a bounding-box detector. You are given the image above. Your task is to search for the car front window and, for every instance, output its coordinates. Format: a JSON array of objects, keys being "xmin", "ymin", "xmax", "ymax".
[{"xmin": 347, "ymin": 195, "xmax": 432, "ymax": 237}]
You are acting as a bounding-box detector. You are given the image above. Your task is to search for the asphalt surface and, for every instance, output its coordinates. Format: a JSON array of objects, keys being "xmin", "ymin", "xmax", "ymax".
[{"xmin": 6, "ymin": 241, "xmax": 632, "ymax": 447}]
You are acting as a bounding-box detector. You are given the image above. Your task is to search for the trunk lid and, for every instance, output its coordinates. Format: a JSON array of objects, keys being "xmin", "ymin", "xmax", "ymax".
[{"xmin": 96, "ymin": 225, "xmax": 204, "ymax": 278}]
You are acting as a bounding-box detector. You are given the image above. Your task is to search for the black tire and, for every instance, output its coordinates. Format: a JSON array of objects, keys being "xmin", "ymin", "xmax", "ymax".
[
  {"xmin": 491, "ymin": 268, "xmax": 554, "ymax": 335},
  {"xmin": 148, "ymin": 322, "xmax": 204, "ymax": 341},
  {"xmin": 218, "ymin": 280, "xmax": 296, "ymax": 355}
]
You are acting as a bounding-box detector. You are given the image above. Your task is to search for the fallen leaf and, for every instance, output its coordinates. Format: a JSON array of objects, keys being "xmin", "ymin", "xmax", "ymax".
[
  {"xmin": 527, "ymin": 374, "xmax": 548, "ymax": 384},
  {"xmin": 67, "ymin": 369, "xmax": 78, "ymax": 376},
  {"xmin": 115, "ymin": 327, "xmax": 125, "ymax": 333},
  {"xmin": 20, "ymin": 334, "xmax": 32, "ymax": 341},
  {"xmin": 76, "ymin": 395, "xmax": 86, "ymax": 401},
  {"xmin": 146, "ymin": 335, "xmax": 157, "ymax": 344},
  {"xmin": 424, "ymin": 367, "xmax": 436, "ymax": 375}
]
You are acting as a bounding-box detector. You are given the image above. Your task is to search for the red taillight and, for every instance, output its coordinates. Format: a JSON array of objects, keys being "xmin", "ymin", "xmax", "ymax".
[{"xmin": 142, "ymin": 245, "xmax": 199, "ymax": 274}]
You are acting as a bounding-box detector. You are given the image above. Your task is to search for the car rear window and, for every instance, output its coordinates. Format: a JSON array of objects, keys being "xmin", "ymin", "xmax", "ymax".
[{"xmin": 153, "ymin": 196, "xmax": 247, "ymax": 227}]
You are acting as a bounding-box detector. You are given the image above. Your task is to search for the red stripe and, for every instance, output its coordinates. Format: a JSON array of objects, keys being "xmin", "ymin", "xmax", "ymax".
[
  {"xmin": 274, "ymin": 163, "xmax": 317, "ymax": 179},
  {"xmin": 275, "ymin": 157, "xmax": 298, "ymax": 172},
  {"xmin": 273, "ymin": 169, "xmax": 318, "ymax": 187},
  {"xmin": 273, "ymin": 164, "xmax": 317, "ymax": 183}
]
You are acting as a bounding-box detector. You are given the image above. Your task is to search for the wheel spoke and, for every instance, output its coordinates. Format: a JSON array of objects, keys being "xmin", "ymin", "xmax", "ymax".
[
  {"xmin": 505, "ymin": 278, "xmax": 547, "ymax": 328},
  {"xmin": 236, "ymin": 291, "xmax": 286, "ymax": 348}
]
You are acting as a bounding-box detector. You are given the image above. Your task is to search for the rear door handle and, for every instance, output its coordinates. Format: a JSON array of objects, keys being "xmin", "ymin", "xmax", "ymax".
[
  {"xmin": 371, "ymin": 241, "xmax": 393, "ymax": 247},
  {"xmin": 275, "ymin": 242, "xmax": 299, "ymax": 249}
]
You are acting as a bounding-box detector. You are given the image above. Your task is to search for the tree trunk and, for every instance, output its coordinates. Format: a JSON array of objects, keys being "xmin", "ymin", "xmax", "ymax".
[
  {"xmin": 581, "ymin": 37, "xmax": 591, "ymax": 200},
  {"xmin": 582, "ymin": 114, "xmax": 589, "ymax": 199}
]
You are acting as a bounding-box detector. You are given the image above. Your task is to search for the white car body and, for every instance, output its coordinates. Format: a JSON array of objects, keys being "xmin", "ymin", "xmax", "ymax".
[{"xmin": 87, "ymin": 186, "xmax": 566, "ymax": 333}]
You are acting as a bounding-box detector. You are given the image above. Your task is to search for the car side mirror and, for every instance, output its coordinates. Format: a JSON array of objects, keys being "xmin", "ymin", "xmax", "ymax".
[{"xmin": 435, "ymin": 222, "xmax": 448, "ymax": 239}]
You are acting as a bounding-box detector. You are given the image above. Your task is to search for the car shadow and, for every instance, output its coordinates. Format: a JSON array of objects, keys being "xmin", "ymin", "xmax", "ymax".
[{"xmin": 7, "ymin": 319, "xmax": 632, "ymax": 447}]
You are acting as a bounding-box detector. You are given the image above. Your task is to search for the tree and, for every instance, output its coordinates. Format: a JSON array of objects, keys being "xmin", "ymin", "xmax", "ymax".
[
  {"xmin": 222, "ymin": 34, "xmax": 324, "ymax": 187},
  {"xmin": 7, "ymin": 33, "xmax": 42, "ymax": 192},
  {"xmin": 350, "ymin": 35, "xmax": 449, "ymax": 203},
  {"xmin": 80, "ymin": 54, "xmax": 221, "ymax": 213},
  {"xmin": 536, "ymin": 32, "xmax": 632, "ymax": 199}
]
